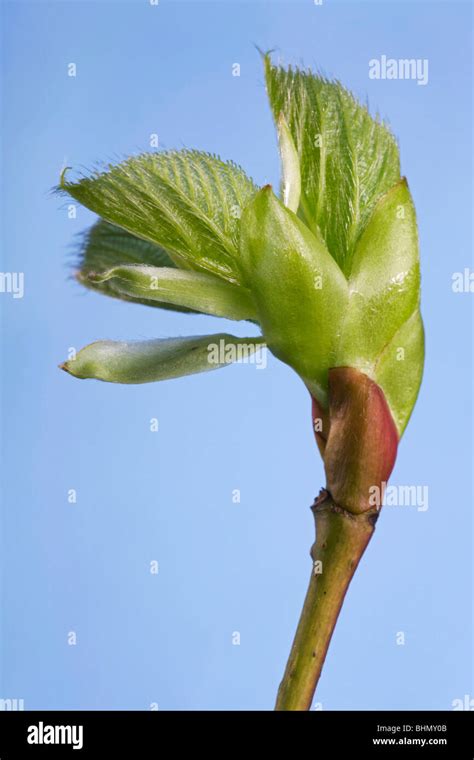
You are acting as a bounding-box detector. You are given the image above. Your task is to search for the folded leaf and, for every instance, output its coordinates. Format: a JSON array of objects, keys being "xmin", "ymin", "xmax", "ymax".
[
  {"xmin": 76, "ymin": 219, "xmax": 197, "ymax": 313},
  {"xmin": 277, "ymin": 113, "xmax": 301, "ymax": 213},
  {"xmin": 240, "ymin": 186, "xmax": 348, "ymax": 405},
  {"xmin": 374, "ymin": 309, "xmax": 424, "ymax": 435},
  {"xmin": 61, "ymin": 334, "xmax": 266, "ymax": 384},
  {"xmin": 59, "ymin": 150, "xmax": 259, "ymax": 284},
  {"xmin": 264, "ymin": 53, "xmax": 400, "ymax": 275},
  {"xmin": 80, "ymin": 218, "xmax": 177, "ymax": 272},
  {"xmin": 336, "ymin": 179, "xmax": 421, "ymax": 369},
  {"xmin": 87, "ymin": 265, "xmax": 257, "ymax": 321}
]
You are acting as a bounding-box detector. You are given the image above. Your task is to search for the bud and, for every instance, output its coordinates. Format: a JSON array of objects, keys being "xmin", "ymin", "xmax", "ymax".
[{"xmin": 322, "ymin": 368, "xmax": 398, "ymax": 514}]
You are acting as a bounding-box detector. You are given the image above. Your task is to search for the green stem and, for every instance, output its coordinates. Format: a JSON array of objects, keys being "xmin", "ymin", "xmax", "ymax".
[{"xmin": 275, "ymin": 490, "xmax": 378, "ymax": 710}]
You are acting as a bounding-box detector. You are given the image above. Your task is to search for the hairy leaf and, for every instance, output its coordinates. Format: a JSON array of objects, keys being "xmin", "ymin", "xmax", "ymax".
[
  {"xmin": 75, "ymin": 219, "xmax": 197, "ymax": 312},
  {"xmin": 80, "ymin": 218, "xmax": 177, "ymax": 272},
  {"xmin": 264, "ymin": 53, "xmax": 400, "ymax": 275},
  {"xmin": 61, "ymin": 334, "xmax": 266, "ymax": 384},
  {"xmin": 60, "ymin": 150, "xmax": 259, "ymax": 284}
]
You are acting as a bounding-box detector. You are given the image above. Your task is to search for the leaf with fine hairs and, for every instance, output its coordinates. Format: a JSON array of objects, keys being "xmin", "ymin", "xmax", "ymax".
[
  {"xmin": 86, "ymin": 265, "xmax": 258, "ymax": 321},
  {"xmin": 59, "ymin": 150, "xmax": 259, "ymax": 284},
  {"xmin": 61, "ymin": 334, "xmax": 266, "ymax": 384},
  {"xmin": 80, "ymin": 218, "xmax": 177, "ymax": 273},
  {"xmin": 263, "ymin": 53, "xmax": 400, "ymax": 275},
  {"xmin": 76, "ymin": 219, "xmax": 197, "ymax": 313}
]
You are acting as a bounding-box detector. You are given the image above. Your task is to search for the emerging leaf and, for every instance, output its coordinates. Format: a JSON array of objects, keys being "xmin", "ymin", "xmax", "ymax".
[
  {"xmin": 374, "ymin": 309, "xmax": 424, "ymax": 435},
  {"xmin": 264, "ymin": 53, "xmax": 401, "ymax": 275},
  {"xmin": 59, "ymin": 56, "xmax": 424, "ymax": 441},
  {"xmin": 335, "ymin": 179, "xmax": 420, "ymax": 363},
  {"xmin": 59, "ymin": 150, "xmax": 259, "ymax": 284},
  {"xmin": 61, "ymin": 334, "xmax": 266, "ymax": 384},
  {"xmin": 277, "ymin": 113, "xmax": 301, "ymax": 213},
  {"xmin": 240, "ymin": 186, "xmax": 348, "ymax": 404},
  {"xmin": 86, "ymin": 265, "xmax": 257, "ymax": 321},
  {"xmin": 80, "ymin": 218, "xmax": 177, "ymax": 273},
  {"xmin": 335, "ymin": 179, "xmax": 423, "ymax": 434},
  {"xmin": 76, "ymin": 219, "xmax": 196, "ymax": 313}
]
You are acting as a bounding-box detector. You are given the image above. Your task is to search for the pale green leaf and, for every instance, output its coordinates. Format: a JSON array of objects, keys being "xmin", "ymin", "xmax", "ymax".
[
  {"xmin": 333, "ymin": 179, "xmax": 423, "ymax": 434},
  {"xmin": 61, "ymin": 334, "xmax": 266, "ymax": 384},
  {"xmin": 75, "ymin": 219, "xmax": 197, "ymax": 313},
  {"xmin": 335, "ymin": 179, "xmax": 421, "ymax": 371},
  {"xmin": 374, "ymin": 310, "xmax": 424, "ymax": 435},
  {"xmin": 80, "ymin": 218, "xmax": 177, "ymax": 272},
  {"xmin": 87, "ymin": 265, "xmax": 257, "ymax": 321},
  {"xmin": 277, "ymin": 112, "xmax": 301, "ymax": 213},
  {"xmin": 240, "ymin": 186, "xmax": 348, "ymax": 405}
]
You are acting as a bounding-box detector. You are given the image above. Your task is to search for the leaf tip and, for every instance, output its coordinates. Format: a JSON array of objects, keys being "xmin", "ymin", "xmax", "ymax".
[
  {"xmin": 83, "ymin": 270, "xmax": 105, "ymax": 284},
  {"xmin": 255, "ymin": 45, "xmax": 274, "ymax": 62},
  {"xmin": 59, "ymin": 165, "xmax": 72, "ymax": 190}
]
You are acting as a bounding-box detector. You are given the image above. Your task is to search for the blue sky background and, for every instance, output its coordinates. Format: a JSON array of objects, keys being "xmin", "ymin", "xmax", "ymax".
[{"xmin": 1, "ymin": 0, "xmax": 472, "ymax": 710}]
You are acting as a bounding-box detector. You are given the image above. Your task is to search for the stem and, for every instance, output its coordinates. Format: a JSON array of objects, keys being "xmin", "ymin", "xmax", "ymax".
[{"xmin": 275, "ymin": 489, "xmax": 378, "ymax": 710}]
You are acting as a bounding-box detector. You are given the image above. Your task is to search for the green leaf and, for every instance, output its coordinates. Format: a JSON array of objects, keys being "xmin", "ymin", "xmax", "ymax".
[
  {"xmin": 374, "ymin": 310, "xmax": 424, "ymax": 435},
  {"xmin": 86, "ymin": 265, "xmax": 258, "ymax": 321},
  {"xmin": 264, "ymin": 53, "xmax": 400, "ymax": 275},
  {"xmin": 59, "ymin": 150, "xmax": 259, "ymax": 284},
  {"xmin": 277, "ymin": 112, "xmax": 301, "ymax": 213},
  {"xmin": 333, "ymin": 179, "xmax": 423, "ymax": 435},
  {"xmin": 76, "ymin": 219, "xmax": 197, "ymax": 313},
  {"xmin": 61, "ymin": 334, "xmax": 266, "ymax": 384},
  {"xmin": 335, "ymin": 179, "xmax": 420, "ymax": 370},
  {"xmin": 240, "ymin": 186, "xmax": 348, "ymax": 405},
  {"xmin": 80, "ymin": 218, "xmax": 177, "ymax": 272}
]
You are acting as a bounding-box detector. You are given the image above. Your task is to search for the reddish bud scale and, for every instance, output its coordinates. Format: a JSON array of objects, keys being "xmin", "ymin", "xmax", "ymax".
[{"xmin": 312, "ymin": 367, "xmax": 399, "ymax": 514}]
